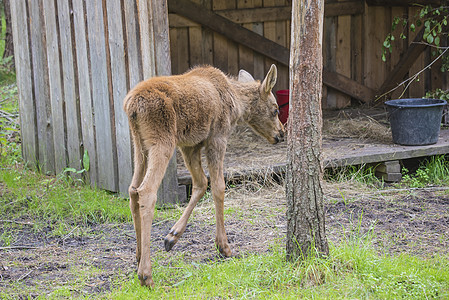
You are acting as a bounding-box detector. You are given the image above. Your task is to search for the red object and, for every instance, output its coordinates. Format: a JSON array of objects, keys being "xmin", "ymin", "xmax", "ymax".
[{"xmin": 275, "ymin": 89, "xmax": 289, "ymax": 124}]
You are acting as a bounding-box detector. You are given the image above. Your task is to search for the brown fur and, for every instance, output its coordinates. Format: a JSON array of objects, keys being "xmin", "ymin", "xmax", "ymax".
[{"xmin": 123, "ymin": 64, "xmax": 284, "ymax": 287}]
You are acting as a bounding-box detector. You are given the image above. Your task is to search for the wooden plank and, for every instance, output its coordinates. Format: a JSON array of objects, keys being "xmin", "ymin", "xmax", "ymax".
[
  {"xmin": 28, "ymin": 0, "xmax": 55, "ymax": 174},
  {"xmin": 72, "ymin": 0, "xmax": 97, "ymax": 185},
  {"xmin": 137, "ymin": 0, "xmax": 156, "ymax": 79},
  {"xmin": 366, "ymin": 0, "xmax": 441, "ymax": 6},
  {"xmin": 124, "ymin": 1, "xmax": 144, "ymax": 89},
  {"xmin": 364, "ymin": 5, "xmax": 387, "ymax": 92},
  {"xmin": 218, "ymin": 6, "xmax": 291, "ymax": 23},
  {"xmin": 189, "ymin": 0, "xmax": 204, "ymax": 66},
  {"xmin": 238, "ymin": 0, "xmax": 254, "ymax": 75},
  {"xmin": 176, "ymin": 27, "xmax": 190, "ymax": 73},
  {"xmin": 323, "ymin": 16, "xmax": 337, "ymax": 107},
  {"xmin": 212, "ymin": 0, "xmax": 229, "ymax": 72},
  {"xmin": 179, "ymin": 129, "xmax": 449, "ymax": 186},
  {"xmin": 10, "ymin": 0, "xmax": 38, "ymax": 167},
  {"xmin": 274, "ymin": 0, "xmax": 289, "ymax": 91},
  {"xmin": 334, "ymin": 0, "xmax": 352, "ymax": 108},
  {"xmin": 169, "ymin": 27, "xmax": 179, "ymax": 74},
  {"xmin": 253, "ymin": 0, "xmax": 265, "ymax": 80},
  {"xmin": 189, "ymin": 25, "xmax": 203, "ymax": 66},
  {"xmin": 323, "ymin": 69, "xmax": 376, "ymax": 103},
  {"xmin": 390, "ymin": 6, "xmax": 408, "ymax": 99},
  {"xmin": 152, "ymin": 0, "xmax": 172, "ymax": 76},
  {"xmin": 42, "ymin": 0, "xmax": 67, "ymax": 174},
  {"xmin": 378, "ymin": 26, "xmax": 427, "ymax": 97},
  {"xmin": 181, "ymin": 1, "xmax": 363, "ymax": 25},
  {"xmin": 106, "ymin": 0, "xmax": 133, "ymax": 196},
  {"xmin": 263, "ymin": 0, "xmax": 279, "ymax": 90},
  {"xmin": 169, "ymin": 13, "xmax": 199, "ymax": 28},
  {"xmin": 430, "ymin": 51, "xmax": 443, "ymax": 92},
  {"xmin": 201, "ymin": 0, "xmax": 214, "ymax": 65},
  {"xmin": 325, "ymin": 1, "xmax": 364, "ymax": 17},
  {"xmin": 351, "ymin": 13, "xmax": 363, "ymax": 87},
  {"xmin": 58, "ymin": 0, "xmax": 82, "ymax": 172},
  {"xmin": 86, "ymin": 0, "xmax": 116, "ymax": 191},
  {"xmin": 408, "ymin": 6, "xmax": 425, "ymax": 98}
]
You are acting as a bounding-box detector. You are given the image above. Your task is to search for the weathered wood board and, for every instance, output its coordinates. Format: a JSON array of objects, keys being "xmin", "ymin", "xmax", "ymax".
[{"xmin": 11, "ymin": 0, "xmax": 182, "ymax": 203}]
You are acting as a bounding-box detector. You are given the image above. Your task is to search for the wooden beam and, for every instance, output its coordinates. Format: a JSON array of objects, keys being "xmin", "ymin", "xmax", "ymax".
[
  {"xmin": 169, "ymin": 2, "xmax": 363, "ymax": 28},
  {"xmin": 378, "ymin": 26, "xmax": 427, "ymax": 96},
  {"xmin": 366, "ymin": 0, "xmax": 441, "ymax": 6},
  {"xmin": 216, "ymin": 7, "xmax": 291, "ymax": 23},
  {"xmin": 169, "ymin": 0, "xmax": 374, "ymax": 102},
  {"xmin": 325, "ymin": 1, "xmax": 364, "ymax": 17},
  {"xmin": 323, "ymin": 69, "xmax": 376, "ymax": 103}
]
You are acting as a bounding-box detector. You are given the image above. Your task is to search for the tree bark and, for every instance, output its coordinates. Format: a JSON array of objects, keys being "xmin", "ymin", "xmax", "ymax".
[{"xmin": 286, "ymin": 0, "xmax": 329, "ymax": 261}]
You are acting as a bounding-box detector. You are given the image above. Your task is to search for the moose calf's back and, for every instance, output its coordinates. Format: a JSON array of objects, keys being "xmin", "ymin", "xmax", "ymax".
[{"xmin": 123, "ymin": 66, "xmax": 243, "ymax": 148}]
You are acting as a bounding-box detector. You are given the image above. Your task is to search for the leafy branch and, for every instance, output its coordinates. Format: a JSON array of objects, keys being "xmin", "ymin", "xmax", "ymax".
[{"xmin": 382, "ymin": 5, "xmax": 449, "ymax": 71}]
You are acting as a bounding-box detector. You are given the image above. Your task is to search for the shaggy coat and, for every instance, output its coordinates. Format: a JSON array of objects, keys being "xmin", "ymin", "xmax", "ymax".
[{"xmin": 123, "ymin": 64, "xmax": 284, "ymax": 287}]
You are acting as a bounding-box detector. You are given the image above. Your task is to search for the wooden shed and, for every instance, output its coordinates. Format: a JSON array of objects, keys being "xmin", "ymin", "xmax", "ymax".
[{"xmin": 10, "ymin": 0, "xmax": 448, "ymax": 200}]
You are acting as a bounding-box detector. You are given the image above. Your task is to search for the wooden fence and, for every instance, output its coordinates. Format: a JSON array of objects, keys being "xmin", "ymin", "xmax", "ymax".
[
  {"xmin": 10, "ymin": 0, "xmax": 181, "ymax": 201},
  {"xmin": 169, "ymin": 0, "xmax": 448, "ymax": 108}
]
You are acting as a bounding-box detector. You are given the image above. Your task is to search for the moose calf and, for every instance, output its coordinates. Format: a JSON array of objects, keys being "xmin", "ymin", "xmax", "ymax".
[{"xmin": 123, "ymin": 64, "xmax": 284, "ymax": 287}]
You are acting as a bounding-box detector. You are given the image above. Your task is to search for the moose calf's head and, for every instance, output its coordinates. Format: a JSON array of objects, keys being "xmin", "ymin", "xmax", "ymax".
[{"xmin": 238, "ymin": 64, "xmax": 285, "ymax": 144}]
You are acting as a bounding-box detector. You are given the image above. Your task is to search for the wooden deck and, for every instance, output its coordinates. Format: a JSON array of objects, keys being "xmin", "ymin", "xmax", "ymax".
[{"xmin": 177, "ymin": 128, "xmax": 449, "ymax": 186}]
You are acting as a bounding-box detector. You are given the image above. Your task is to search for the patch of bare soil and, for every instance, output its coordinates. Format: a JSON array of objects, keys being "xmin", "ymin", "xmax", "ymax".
[{"xmin": 1, "ymin": 184, "xmax": 449, "ymax": 298}]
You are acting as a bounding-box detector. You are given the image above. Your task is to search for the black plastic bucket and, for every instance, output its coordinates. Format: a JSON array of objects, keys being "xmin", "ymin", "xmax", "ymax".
[{"xmin": 385, "ymin": 98, "xmax": 447, "ymax": 146}]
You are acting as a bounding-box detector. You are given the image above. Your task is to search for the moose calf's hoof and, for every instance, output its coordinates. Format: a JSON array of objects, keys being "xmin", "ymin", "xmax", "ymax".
[
  {"xmin": 218, "ymin": 244, "xmax": 232, "ymax": 257},
  {"xmin": 164, "ymin": 236, "xmax": 176, "ymax": 252},
  {"xmin": 138, "ymin": 274, "xmax": 155, "ymax": 288}
]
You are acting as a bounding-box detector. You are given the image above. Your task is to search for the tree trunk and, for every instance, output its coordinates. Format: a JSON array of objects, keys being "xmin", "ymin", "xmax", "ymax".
[
  {"xmin": 286, "ymin": 0, "xmax": 329, "ymax": 261},
  {"xmin": 3, "ymin": 0, "xmax": 14, "ymax": 69}
]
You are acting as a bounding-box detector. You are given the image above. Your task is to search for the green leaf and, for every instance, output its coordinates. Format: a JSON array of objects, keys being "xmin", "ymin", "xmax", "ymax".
[
  {"xmin": 83, "ymin": 149, "xmax": 90, "ymax": 172},
  {"xmin": 427, "ymin": 34, "xmax": 434, "ymax": 44},
  {"xmin": 410, "ymin": 23, "xmax": 416, "ymax": 32},
  {"xmin": 435, "ymin": 36, "xmax": 440, "ymax": 46},
  {"xmin": 64, "ymin": 168, "xmax": 77, "ymax": 174}
]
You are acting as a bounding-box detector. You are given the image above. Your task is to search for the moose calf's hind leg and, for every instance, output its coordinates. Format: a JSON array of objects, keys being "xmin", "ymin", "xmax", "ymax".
[
  {"xmin": 137, "ymin": 144, "xmax": 174, "ymax": 288},
  {"xmin": 165, "ymin": 145, "xmax": 208, "ymax": 251},
  {"xmin": 129, "ymin": 134, "xmax": 147, "ymax": 266}
]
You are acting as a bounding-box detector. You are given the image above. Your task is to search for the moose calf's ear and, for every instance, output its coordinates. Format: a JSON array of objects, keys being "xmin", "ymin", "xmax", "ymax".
[
  {"xmin": 238, "ymin": 69, "xmax": 255, "ymax": 83},
  {"xmin": 262, "ymin": 64, "xmax": 277, "ymax": 93}
]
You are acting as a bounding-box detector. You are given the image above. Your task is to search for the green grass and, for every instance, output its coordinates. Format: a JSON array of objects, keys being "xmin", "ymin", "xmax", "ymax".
[
  {"xmin": 102, "ymin": 237, "xmax": 449, "ymax": 299},
  {"xmin": 325, "ymin": 164, "xmax": 384, "ymax": 188},
  {"xmin": 0, "ymin": 166, "xmax": 131, "ymax": 228},
  {"xmin": 401, "ymin": 155, "xmax": 449, "ymax": 188}
]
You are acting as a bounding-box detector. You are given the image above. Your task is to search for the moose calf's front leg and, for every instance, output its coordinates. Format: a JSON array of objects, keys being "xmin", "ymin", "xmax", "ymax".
[
  {"xmin": 212, "ymin": 175, "xmax": 231, "ymax": 256},
  {"xmin": 207, "ymin": 154, "xmax": 231, "ymax": 257}
]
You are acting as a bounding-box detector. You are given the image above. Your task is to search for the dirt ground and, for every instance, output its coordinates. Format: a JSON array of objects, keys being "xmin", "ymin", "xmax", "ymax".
[{"xmin": 1, "ymin": 182, "xmax": 449, "ymax": 298}]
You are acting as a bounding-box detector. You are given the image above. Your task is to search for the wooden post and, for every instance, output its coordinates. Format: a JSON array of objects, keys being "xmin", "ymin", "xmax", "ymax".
[{"xmin": 286, "ymin": 0, "xmax": 329, "ymax": 260}]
